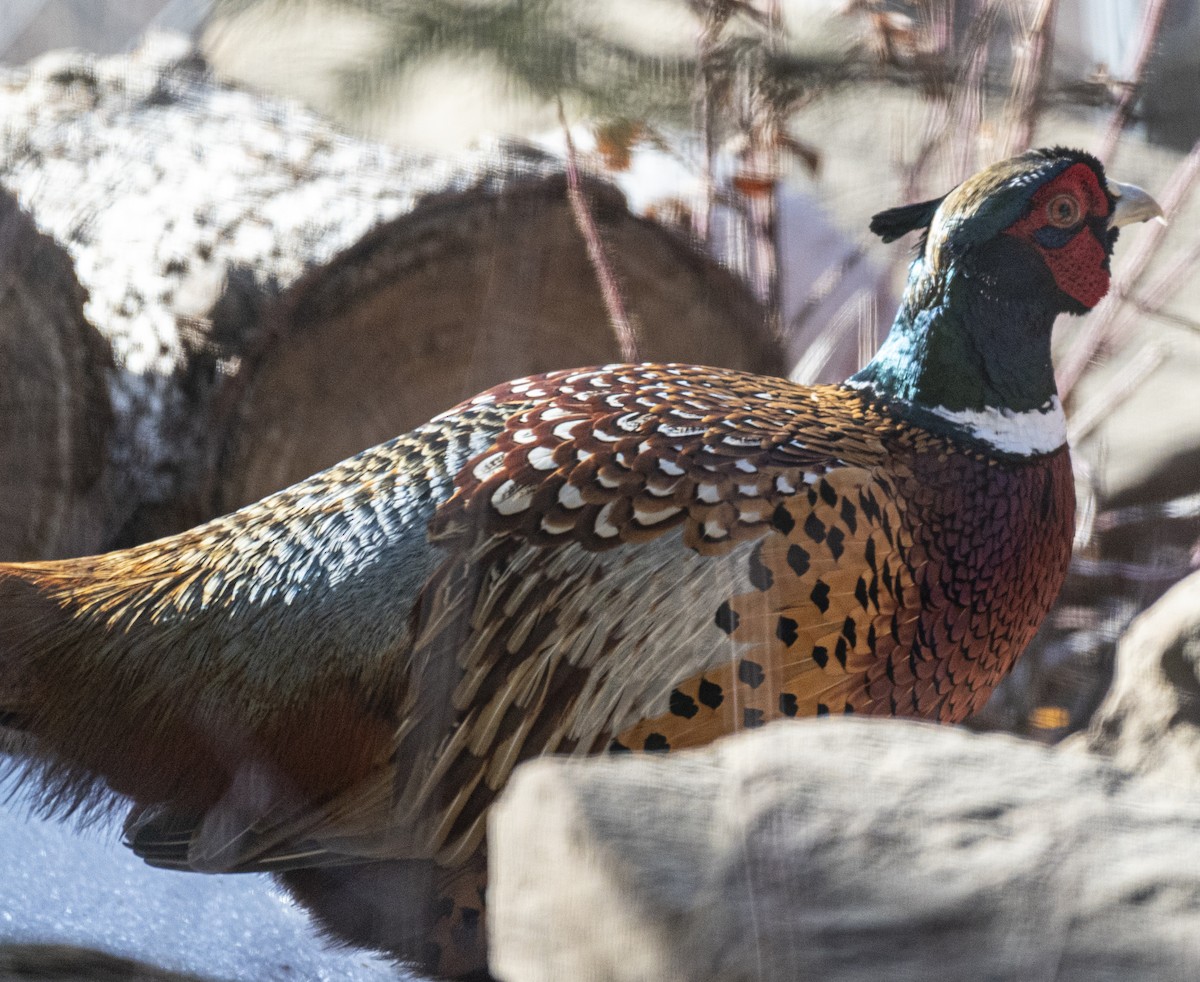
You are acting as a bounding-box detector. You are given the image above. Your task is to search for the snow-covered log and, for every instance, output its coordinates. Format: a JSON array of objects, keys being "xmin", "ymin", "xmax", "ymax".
[{"xmin": 0, "ymin": 35, "xmax": 776, "ymax": 546}]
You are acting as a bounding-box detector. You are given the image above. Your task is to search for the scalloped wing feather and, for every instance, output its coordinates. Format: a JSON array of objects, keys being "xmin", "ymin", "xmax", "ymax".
[
  {"xmin": 0, "ymin": 404, "xmax": 516, "ymax": 821},
  {"xmin": 121, "ymin": 368, "xmax": 898, "ymax": 873}
]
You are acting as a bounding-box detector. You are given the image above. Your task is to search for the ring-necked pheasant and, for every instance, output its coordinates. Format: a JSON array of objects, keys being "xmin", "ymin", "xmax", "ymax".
[{"xmin": 0, "ymin": 148, "xmax": 1163, "ymax": 978}]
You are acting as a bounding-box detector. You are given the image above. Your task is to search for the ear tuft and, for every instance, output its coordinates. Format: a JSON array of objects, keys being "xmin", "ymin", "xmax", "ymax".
[{"xmin": 869, "ymin": 196, "xmax": 945, "ymax": 243}]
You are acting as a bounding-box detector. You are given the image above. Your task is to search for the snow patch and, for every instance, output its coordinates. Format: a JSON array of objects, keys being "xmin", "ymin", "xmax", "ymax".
[{"xmin": 0, "ymin": 778, "xmax": 420, "ymax": 981}]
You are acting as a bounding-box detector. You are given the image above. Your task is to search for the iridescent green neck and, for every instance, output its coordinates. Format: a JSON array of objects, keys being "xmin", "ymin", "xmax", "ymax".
[{"xmin": 850, "ymin": 244, "xmax": 1060, "ymax": 415}]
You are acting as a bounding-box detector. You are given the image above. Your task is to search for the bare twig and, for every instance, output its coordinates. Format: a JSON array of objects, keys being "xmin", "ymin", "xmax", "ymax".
[
  {"xmin": 1068, "ymin": 554, "xmax": 1194, "ymax": 583},
  {"xmin": 1096, "ymin": 490, "xmax": 1200, "ymax": 533},
  {"xmin": 898, "ymin": 0, "xmax": 1004, "ymax": 202},
  {"xmin": 557, "ymin": 99, "xmax": 640, "ymax": 362},
  {"xmin": 1126, "ymin": 292, "xmax": 1200, "ymax": 333},
  {"xmin": 1098, "ymin": 0, "xmax": 1168, "ymax": 163},
  {"xmin": 1067, "ymin": 341, "xmax": 1166, "ymax": 443},
  {"xmin": 1127, "ymin": 220, "xmax": 1200, "ymax": 313},
  {"xmin": 693, "ymin": 5, "xmax": 726, "ymax": 244},
  {"xmin": 1058, "ymin": 138, "xmax": 1200, "ymax": 396},
  {"xmin": 764, "ymin": 0, "xmax": 783, "ymax": 46},
  {"xmin": 744, "ymin": 126, "xmax": 784, "ymax": 341},
  {"xmin": 1000, "ymin": 0, "xmax": 1059, "ymax": 157},
  {"xmin": 952, "ymin": 29, "xmax": 989, "ymax": 180},
  {"xmin": 1071, "ymin": 451, "xmax": 1099, "ymax": 550},
  {"xmin": 789, "ymin": 292, "xmax": 869, "ymax": 384},
  {"xmin": 780, "ymin": 241, "xmax": 872, "ymax": 360}
]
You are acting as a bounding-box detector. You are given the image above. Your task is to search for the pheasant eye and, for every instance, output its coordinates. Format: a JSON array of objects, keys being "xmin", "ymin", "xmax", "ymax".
[{"xmin": 1045, "ymin": 193, "xmax": 1082, "ymax": 228}]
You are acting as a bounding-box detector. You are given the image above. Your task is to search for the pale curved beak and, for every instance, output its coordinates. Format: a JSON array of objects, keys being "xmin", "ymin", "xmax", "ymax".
[{"xmin": 1109, "ymin": 180, "xmax": 1166, "ymax": 228}]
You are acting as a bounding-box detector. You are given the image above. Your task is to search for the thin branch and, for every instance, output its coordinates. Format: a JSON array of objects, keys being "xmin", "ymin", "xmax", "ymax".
[
  {"xmin": 897, "ymin": 0, "xmax": 1005, "ymax": 202},
  {"xmin": 557, "ymin": 99, "xmax": 640, "ymax": 363},
  {"xmin": 1058, "ymin": 137, "xmax": 1200, "ymax": 396},
  {"xmin": 1000, "ymin": 0, "xmax": 1059, "ymax": 157},
  {"xmin": 1127, "ymin": 200, "xmax": 1200, "ymax": 309},
  {"xmin": 1126, "ymin": 292, "xmax": 1200, "ymax": 333},
  {"xmin": 1096, "ymin": 490, "xmax": 1200, "ymax": 533},
  {"xmin": 693, "ymin": 5, "xmax": 726, "ymax": 244},
  {"xmin": 1068, "ymin": 554, "xmax": 1194, "ymax": 583},
  {"xmin": 1097, "ymin": 0, "xmax": 1168, "ymax": 163},
  {"xmin": 789, "ymin": 291, "xmax": 868, "ymax": 384},
  {"xmin": 1066, "ymin": 341, "xmax": 1166, "ymax": 443},
  {"xmin": 1071, "ymin": 452, "xmax": 1099, "ymax": 551},
  {"xmin": 783, "ymin": 243, "xmax": 868, "ymax": 341},
  {"xmin": 763, "ymin": 0, "xmax": 784, "ymax": 46}
]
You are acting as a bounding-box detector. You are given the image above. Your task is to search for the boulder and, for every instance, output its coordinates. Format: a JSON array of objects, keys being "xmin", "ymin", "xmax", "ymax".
[
  {"xmin": 490, "ymin": 718, "xmax": 1200, "ymax": 982},
  {"xmin": 1086, "ymin": 569, "xmax": 1200, "ymax": 790}
]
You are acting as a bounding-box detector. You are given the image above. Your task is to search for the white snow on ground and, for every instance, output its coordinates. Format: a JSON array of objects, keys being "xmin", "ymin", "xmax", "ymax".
[{"xmin": 0, "ymin": 776, "xmax": 414, "ymax": 981}]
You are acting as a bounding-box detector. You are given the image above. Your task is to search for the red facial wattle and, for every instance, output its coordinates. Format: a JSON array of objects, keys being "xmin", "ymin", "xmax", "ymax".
[{"xmin": 1003, "ymin": 162, "xmax": 1113, "ymax": 309}]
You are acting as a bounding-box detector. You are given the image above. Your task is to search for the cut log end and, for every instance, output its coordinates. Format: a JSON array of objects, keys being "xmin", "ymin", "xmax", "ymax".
[
  {"xmin": 0, "ymin": 190, "xmax": 112, "ymax": 560},
  {"xmin": 208, "ymin": 176, "xmax": 778, "ymax": 514}
]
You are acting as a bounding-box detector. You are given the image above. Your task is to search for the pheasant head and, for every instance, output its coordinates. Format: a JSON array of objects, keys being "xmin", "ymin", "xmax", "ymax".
[{"xmin": 852, "ymin": 147, "xmax": 1162, "ymax": 454}]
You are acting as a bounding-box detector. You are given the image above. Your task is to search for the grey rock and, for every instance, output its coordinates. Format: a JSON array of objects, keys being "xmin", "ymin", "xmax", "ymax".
[
  {"xmin": 489, "ymin": 719, "xmax": 1200, "ymax": 982},
  {"xmin": 1086, "ymin": 569, "xmax": 1200, "ymax": 790}
]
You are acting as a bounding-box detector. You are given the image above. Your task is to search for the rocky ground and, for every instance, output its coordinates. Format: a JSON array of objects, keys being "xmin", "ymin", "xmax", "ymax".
[{"xmin": 488, "ymin": 570, "xmax": 1200, "ymax": 980}]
